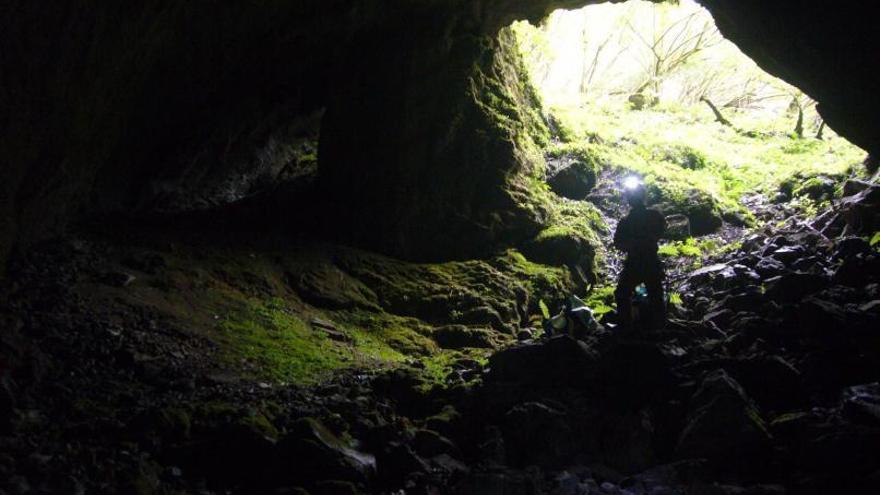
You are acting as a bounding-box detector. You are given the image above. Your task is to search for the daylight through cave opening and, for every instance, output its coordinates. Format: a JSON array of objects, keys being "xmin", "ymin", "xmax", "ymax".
[{"xmin": 509, "ymin": 0, "xmax": 865, "ymax": 244}]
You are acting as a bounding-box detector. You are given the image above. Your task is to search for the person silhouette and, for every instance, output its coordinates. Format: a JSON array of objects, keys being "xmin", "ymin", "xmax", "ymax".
[{"xmin": 613, "ymin": 177, "xmax": 667, "ymax": 331}]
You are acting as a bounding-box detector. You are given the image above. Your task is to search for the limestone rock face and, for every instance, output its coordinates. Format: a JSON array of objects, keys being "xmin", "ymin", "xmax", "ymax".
[{"xmin": 319, "ymin": 26, "xmax": 551, "ymax": 260}]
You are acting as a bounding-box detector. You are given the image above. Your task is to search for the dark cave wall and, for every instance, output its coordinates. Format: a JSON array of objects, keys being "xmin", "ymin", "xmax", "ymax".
[
  {"xmin": 1, "ymin": 0, "xmax": 588, "ymax": 269},
  {"xmin": 1, "ymin": 0, "xmax": 878, "ymax": 273},
  {"xmin": 0, "ymin": 0, "xmax": 360, "ymax": 271},
  {"xmin": 318, "ymin": 26, "xmax": 553, "ymax": 260}
]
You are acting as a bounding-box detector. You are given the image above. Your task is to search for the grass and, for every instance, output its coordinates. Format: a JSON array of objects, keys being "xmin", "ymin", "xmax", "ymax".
[{"xmin": 549, "ymin": 100, "xmax": 865, "ymax": 223}]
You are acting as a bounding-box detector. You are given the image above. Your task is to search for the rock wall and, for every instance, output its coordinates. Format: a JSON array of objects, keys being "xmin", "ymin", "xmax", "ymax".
[
  {"xmin": 0, "ymin": 0, "xmax": 358, "ymax": 271},
  {"xmin": 2, "ymin": 0, "xmax": 878, "ymax": 272},
  {"xmin": 319, "ymin": 25, "xmax": 552, "ymax": 260}
]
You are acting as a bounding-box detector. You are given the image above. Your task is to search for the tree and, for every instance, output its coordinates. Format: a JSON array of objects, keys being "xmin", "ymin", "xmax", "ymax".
[
  {"xmin": 787, "ymin": 90, "xmax": 816, "ymax": 138},
  {"xmin": 626, "ymin": 7, "xmax": 723, "ymax": 100}
]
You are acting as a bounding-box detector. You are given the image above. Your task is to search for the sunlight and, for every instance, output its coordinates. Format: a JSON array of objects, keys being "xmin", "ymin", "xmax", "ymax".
[
  {"xmin": 511, "ymin": 0, "xmax": 865, "ymax": 236},
  {"xmin": 512, "ymin": 0, "xmax": 800, "ymax": 117}
]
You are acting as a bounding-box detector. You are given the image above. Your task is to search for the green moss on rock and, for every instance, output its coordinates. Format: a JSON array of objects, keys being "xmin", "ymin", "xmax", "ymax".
[{"xmin": 520, "ymin": 196, "xmax": 606, "ymax": 287}]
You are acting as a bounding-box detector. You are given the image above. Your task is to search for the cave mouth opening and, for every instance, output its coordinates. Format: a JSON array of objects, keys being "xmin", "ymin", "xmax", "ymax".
[{"xmin": 511, "ymin": 0, "xmax": 865, "ymax": 239}]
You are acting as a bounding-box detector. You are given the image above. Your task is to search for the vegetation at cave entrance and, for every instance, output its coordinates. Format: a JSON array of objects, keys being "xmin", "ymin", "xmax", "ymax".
[
  {"xmin": 513, "ymin": 0, "xmax": 865, "ymax": 224},
  {"xmin": 511, "ymin": 0, "xmax": 865, "ymax": 281}
]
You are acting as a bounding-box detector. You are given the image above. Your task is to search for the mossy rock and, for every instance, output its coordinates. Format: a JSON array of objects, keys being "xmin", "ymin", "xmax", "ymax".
[
  {"xmin": 318, "ymin": 26, "xmax": 552, "ymax": 260},
  {"xmin": 518, "ymin": 197, "xmax": 603, "ymax": 287},
  {"xmin": 794, "ymin": 176, "xmax": 837, "ymax": 201},
  {"xmin": 279, "ymin": 417, "xmax": 376, "ymax": 485},
  {"xmin": 432, "ymin": 325, "xmax": 506, "ymax": 349},
  {"xmin": 521, "ymin": 230, "xmax": 593, "ymax": 270},
  {"xmin": 286, "ymin": 263, "xmax": 380, "ymax": 311},
  {"xmin": 653, "ymin": 188, "xmax": 723, "ymax": 236},
  {"xmin": 628, "ymin": 92, "xmax": 658, "ymax": 110},
  {"xmin": 653, "ymin": 144, "xmax": 710, "ymax": 170},
  {"xmin": 685, "ymin": 202, "xmax": 724, "ymax": 236},
  {"xmin": 154, "ymin": 407, "xmax": 192, "ymax": 440},
  {"xmin": 334, "ymin": 249, "xmax": 528, "ymax": 332},
  {"xmin": 547, "ymin": 161, "xmax": 597, "ymax": 200}
]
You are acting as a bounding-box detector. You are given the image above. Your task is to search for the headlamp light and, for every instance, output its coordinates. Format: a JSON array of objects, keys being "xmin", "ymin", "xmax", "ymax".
[{"xmin": 623, "ymin": 176, "xmax": 642, "ymax": 190}]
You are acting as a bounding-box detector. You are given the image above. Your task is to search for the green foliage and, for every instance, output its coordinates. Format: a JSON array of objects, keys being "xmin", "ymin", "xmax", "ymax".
[
  {"xmin": 659, "ymin": 238, "xmax": 702, "ymax": 258},
  {"xmin": 652, "ymin": 143, "xmax": 710, "ymax": 170},
  {"xmin": 512, "ymin": 3, "xmax": 865, "ymax": 237},
  {"xmin": 584, "ymin": 285, "xmax": 616, "ymax": 316},
  {"xmin": 870, "ymin": 231, "xmax": 880, "ymax": 248},
  {"xmin": 546, "ymin": 101, "xmax": 863, "ymax": 227},
  {"xmin": 538, "ymin": 299, "xmax": 551, "ymax": 319}
]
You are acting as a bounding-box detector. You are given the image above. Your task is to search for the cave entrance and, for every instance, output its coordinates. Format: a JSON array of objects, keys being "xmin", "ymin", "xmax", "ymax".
[{"xmin": 512, "ymin": 0, "xmax": 865, "ymax": 238}]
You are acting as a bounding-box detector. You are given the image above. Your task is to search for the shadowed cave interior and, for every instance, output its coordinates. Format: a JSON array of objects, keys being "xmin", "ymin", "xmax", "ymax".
[{"xmin": 2, "ymin": 1, "xmax": 880, "ymax": 494}]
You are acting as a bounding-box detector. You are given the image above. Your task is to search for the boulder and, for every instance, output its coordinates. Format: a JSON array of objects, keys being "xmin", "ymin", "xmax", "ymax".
[
  {"xmin": 413, "ymin": 429, "xmax": 460, "ymax": 458},
  {"xmin": 502, "ymin": 402, "xmax": 575, "ymax": 467},
  {"xmin": 686, "ymin": 204, "xmax": 723, "ymax": 236},
  {"xmin": 375, "ymin": 442, "xmax": 429, "ymax": 487},
  {"xmin": 286, "ymin": 264, "xmax": 379, "ymax": 310},
  {"xmin": 796, "ymin": 297, "xmax": 847, "ymax": 337},
  {"xmin": 841, "ymin": 383, "xmax": 880, "ymax": 426},
  {"xmin": 839, "ymin": 181, "xmax": 880, "ymax": 234},
  {"xmin": 723, "ymin": 355, "xmax": 807, "ymax": 412},
  {"xmin": 770, "ymin": 245, "xmax": 807, "ymax": 265},
  {"xmin": 832, "ymin": 236, "xmax": 872, "ymax": 259},
  {"xmin": 676, "ymin": 370, "xmax": 771, "ymax": 464},
  {"xmin": 487, "ymin": 336, "xmax": 599, "ymax": 387},
  {"xmin": 601, "ymin": 410, "xmax": 656, "ymax": 473},
  {"xmin": 664, "ymin": 214, "xmax": 691, "ymax": 241},
  {"xmin": 277, "ymin": 417, "xmax": 376, "ymax": 485},
  {"xmin": 843, "ymin": 178, "xmax": 877, "ymax": 196},
  {"xmin": 754, "ymin": 257, "xmax": 786, "ymax": 277},
  {"xmin": 313, "ymin": 480, "xmax": 361, "ymax": 495},
  {"xmin": 520, "ymin": 231, "xmax": 594, "ymax": 269},
  {"xmin": 171, "ymin": 420, "xmax": 278, "ymax": 488},
  {"xmin": 793, "ymin": 175, "xmax": 836, "ymax": 200},
  {"xmin": 433, "ymin": 325, "xmax": 500, "ymax": 349},
  {"xmin": 424, "ymin": 405, "xmax": 463, "ymax": 439},
  {"xmin": 688, "ymin": 263, "xmax": 729, "ymax": 284},
  {"xmin": 593, "ymin": 342, "xmax": 677, "ymax": 409},
  {"xmin": 547, "ymin": 160, "xmax": 597, "ymax": 200},
  {"xmin": 764, "ymin": 272, "xmax": 828, "ymax": 304},
  {"xmin": 833, "ymin": 254, "xmax": 880, "ymax": 287}
]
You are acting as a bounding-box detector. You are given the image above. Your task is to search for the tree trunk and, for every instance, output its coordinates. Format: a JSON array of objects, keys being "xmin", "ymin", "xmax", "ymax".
[
  {"xmin": 700, "ymin": 97, "xmax": 732, "ymax": 127},
  {"xmin": 794, "ymin": 106, "xmax": 804, "ymax": 138},
  {"xmin": 816, "ymin": 120, "xmax": 826, "ymax": 140}
]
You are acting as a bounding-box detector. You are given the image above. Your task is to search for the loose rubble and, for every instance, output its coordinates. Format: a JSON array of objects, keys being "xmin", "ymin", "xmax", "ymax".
[{"xmin": 1, "ymin": 182, "xmax": 879, "ymax": 494}]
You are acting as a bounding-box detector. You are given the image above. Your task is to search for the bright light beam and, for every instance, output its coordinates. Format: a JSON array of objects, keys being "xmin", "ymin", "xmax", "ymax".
[{"xmin": 623, "ymin": 176, "xmax": 642, "ymax": 190}]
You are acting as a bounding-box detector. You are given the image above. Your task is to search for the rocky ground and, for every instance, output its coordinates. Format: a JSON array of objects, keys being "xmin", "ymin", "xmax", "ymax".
[{"xmin": 1, "ymin": 179, "xmax": 879, "ymax": 494}]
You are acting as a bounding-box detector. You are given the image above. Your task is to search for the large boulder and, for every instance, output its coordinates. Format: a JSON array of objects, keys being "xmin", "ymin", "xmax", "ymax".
[
  {"xmin": 487, "ymin": 336, "xmax": 599, "ymax": 387},
  {"xmin": 520, "ymin": 230, "xmax": 593, "ymax": 269},
  {"xmin": 502, "ymin": 402, "xmax": 577, "ymax": 467},
  {"xmin": 546, "ymin": 158, "xmax": 597, "ymax": 200},
  {"xmin": 838, "ymin": 174, "xmax": 880, "ymax": 236},
  {"xmin": 685, "ymin": 202, "xmax": 724, "ymax": 236},
  {"xmin": 276, "ymin": 418, "xmax": 376, "ymax": 486},
  {"xmin": 592, "ymin": 342, "xmax": 678, "ymax": 410},
  {"xmin": 676, "ymin": 370, "xmax": 771, "ymax": 465},
  {"xmin": 763, "ymin": 272, "xmax": 829, "ymax": 304},
  {"xmin": 433, "ymin": 325, "xmax": 502, "ymax": 349}
]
